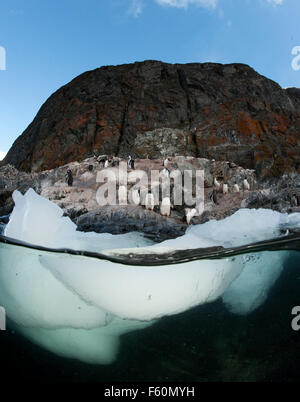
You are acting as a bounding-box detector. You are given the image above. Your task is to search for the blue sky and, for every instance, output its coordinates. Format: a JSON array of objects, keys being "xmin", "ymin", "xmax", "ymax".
[{"xmin": 0, "ymin": 0, "xmax": 299, "ymax": 158}]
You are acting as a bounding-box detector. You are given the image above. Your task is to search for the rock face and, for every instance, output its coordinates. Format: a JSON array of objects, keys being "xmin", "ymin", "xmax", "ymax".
[
  {"xmin": 3, "ymin": 61, "xmax": 300, "ymax": 177},
  {"xmin": 0, "ymin": 165, "xmax": 37, "ymax": 216},
  {"xmin": 75, "ymin": 206, "xmax": 187, "ymax": 242},
  {"xmin": 242, "ymin": 173, "xmax": 300, "ymax": 214}
]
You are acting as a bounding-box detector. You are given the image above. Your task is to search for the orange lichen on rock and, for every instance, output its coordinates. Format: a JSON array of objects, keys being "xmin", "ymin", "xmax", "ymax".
[
  {"xmin": 69, "ymin": 112, "xmax": 89, "ymax": 130},
  {"xmin": 237, "ymin": 112, "xmax": 262, "ymax": 140},
  {"xmin": 3, "ymin": 61, "xmax": 300, "ymax": 177}
]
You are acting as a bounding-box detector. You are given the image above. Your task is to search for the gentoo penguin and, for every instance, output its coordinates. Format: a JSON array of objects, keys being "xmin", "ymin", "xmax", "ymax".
[
  {"xmin": 131, "ymin": 189, "xmax": 140, "ymax": 206},
  {"xmin": 210, "ymin": 189, "xmax": 218, "ymax": 204},
  {"xmin": 98, "ymin": 156, "xmax": 107, "ymax": 168},
  {"xmin": 88, "ymin": 165, "xmax": 93, "ymax": 172},
  {"xmin": 65, "ymin": 170, "xmax": 73, "ymax": 187},
  {"xmin": 233, "ymin": 184, "xmax": 240, "ymax": 193},
  {"xmin": 185, "ymin": 208, "xmax": 197, "ymax": 225},
  {"xmin": 213, "ymin": 177, "xmax": 221, "ymax": 191},
  {"xmin": 243, "ymin": 179, "xmax": 250, "ymax": 191},
  {"xmin": 128, "ymin": 155, "xmax": 135, "ymax": 169},
  {"xmin": 163, "ymin": 158, "xmax": 169, "ymax": 168},
  {"xmin": 291, "ymin": 194, "xmax": 298, "ymax": 207},
  {"xmin": 160, "ymin": 197, "xmax": 171, "ymax": 217},
  {"xmin": 223, "ymin": 183, "xmax": 229, "ymax": 195},
  {"xmin": 145, "ymin": 193, "xmax": 155, "ymax": 211},
  {"xmin": 104, "ymin": 160, "xmax": 110, "ymax": 168},
  {"xmin": 161, "ymin": 168, "xmax": 170, "ymax": 178}
]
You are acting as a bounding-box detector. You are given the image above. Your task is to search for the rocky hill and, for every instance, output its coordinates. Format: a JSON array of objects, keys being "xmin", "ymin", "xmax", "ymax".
[{"xmin": 2, "ymin": 60, "xmax": 300, "ymax": 176}]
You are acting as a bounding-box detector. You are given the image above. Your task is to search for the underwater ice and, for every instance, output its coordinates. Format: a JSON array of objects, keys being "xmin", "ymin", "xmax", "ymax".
[{"xmin": 0, "ymin": 188, "xmax": 299, "ymax": 364}]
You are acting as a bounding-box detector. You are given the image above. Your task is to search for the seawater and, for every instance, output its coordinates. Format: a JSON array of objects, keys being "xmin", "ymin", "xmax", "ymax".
[{"xmin": 0, "ymin": 251, "xmax": 300, "ymax": 382}]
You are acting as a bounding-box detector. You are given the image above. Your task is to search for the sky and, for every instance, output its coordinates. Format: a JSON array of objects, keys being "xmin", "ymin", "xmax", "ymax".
[{"xmin": 0, "ymin": 0, "xmax": 299, "ymax": 159}]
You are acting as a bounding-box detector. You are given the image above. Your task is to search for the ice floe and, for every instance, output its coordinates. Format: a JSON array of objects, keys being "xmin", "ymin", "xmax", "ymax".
[{"xmin": 0, "ymin": 188, "xmax": 299, "ymax": 363}]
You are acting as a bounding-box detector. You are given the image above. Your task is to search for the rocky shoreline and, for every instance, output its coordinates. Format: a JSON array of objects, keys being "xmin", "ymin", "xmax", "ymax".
[{"xmin": 1, "ymin": 156, "xmax": 299, "ymax": 242}]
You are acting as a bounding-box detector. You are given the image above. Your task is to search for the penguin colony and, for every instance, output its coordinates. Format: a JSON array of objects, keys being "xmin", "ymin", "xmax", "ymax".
[{"xmin": 67, "ymin": 156, "xmax": 252, "ymax": 224}]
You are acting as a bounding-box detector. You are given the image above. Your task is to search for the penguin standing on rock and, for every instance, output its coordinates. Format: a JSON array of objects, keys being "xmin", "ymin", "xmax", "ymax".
[
  {"xmin": 131, "ymin": 188, "xmax": 140, "ymax": 206},
  {"xmin": 65, "ymin": 170, "xmax": 73, "ymax": 187},
  {"xmin": 243, "ymin": 179, "xmax": 250, "ymax": 191},
  {"xmin": 163, "ymin": 158, "xmax": 169, "ymax": 168},
  {"xmin": 128, "ymin": 155, "xmax": 135, "ymax": 169},
  {"xmin": 160, "ymin": 197, "xmax": 171, "ymax": 217},
  {"xmin": 233, "ymin": 184, "xmax": 240, "ymax": 193},
  {"xmin": 213, "ymin": 177, "xmax": 221, "ymax": 191},
  {"xmin": 161, "ymin": 168, "xmax": 170, "ymax": 178},
  {"xmin": 291, "ymin": 194, "xmax": 299, "ymax": 207},
  {"xmin": 210, "ymin": 189, "xmax": 218, "ymax": 204},
  {"xmin": 97, "ymin": 155, "xmax": 107, "ymax": 168},
  {"xmin": 145, "ymin": 193, "xmax": 155, "ymax": 211},
  {"xmin": 185, "ymin": 208, "xmax": 197, "ymax": 225}
]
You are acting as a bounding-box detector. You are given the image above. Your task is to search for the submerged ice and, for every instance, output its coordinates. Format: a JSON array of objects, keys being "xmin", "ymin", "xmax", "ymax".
[{"xmin": 0, "ymin": 188, "xmax": 299, "ymax": 364}]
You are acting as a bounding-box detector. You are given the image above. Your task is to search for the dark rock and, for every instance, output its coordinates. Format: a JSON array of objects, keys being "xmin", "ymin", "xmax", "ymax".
[
  {"xmin": 0, "ymin": 191, "xmax": 14, "ymax": 216},
  {"xmin": 75, "ymin": 205, "xmax": 187, "ymax": 242},
  {"xmin": 2, "ymin": 61, "xmax": 300, "ymax": 178},
  {"xmin": 0, "ymin": 215, "xmax": 10, "ymax": 225},
  {"xmin": 0, "ymin": 164, "xmax": 39, "ymax": 215},
  {"xmin": 243, "ymin": 173, "xmax": 300, "ymax": 213},
  {"xmin": 0, "ymin": 214, "xmax": 10, "ymax": 236}
]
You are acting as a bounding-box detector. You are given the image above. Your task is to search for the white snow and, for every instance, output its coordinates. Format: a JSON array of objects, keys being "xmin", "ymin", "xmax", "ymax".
[{"xmin": 1, "ymin": 188, "xmax": 299, "ymax": 364}]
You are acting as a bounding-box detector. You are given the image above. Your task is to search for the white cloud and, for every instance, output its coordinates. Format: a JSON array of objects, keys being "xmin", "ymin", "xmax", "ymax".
[
  {"xmin": 155, "ymin": 0, "xmax": 217, "ymax": 8},
  {"xmin": 128, "ymin": 0, "xmax": 283, "ymax": 17},
  {"xmin": 0, "ymin": 152, "xmax": 6, "ymax": 161},
  {"xmin": 267, "ymin": 0, "xmax": 283, "ymax": 5},
  {"xmin": 128, "ymin": 0, "xmax": 143, "ymax": 17},
  {"xmin": 154, "ymin": 0, "xmax": 283, "ymax": 10}
]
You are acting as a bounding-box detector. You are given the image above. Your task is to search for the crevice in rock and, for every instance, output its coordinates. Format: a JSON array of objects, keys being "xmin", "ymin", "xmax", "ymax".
[
  {"xmin": 116, "ymin": 103, "xmax": 129, "ymax": 156},
  {"xmin": 177, "ymin": 68, "xmax": 192, "ymax": 127},
  {"xmin": 176, "ymin": 68, "xmax": 198, "ymax": 156},
  {"xmin": 93, "ymin": 105, "xmax": 100, "ymax": 147}
]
